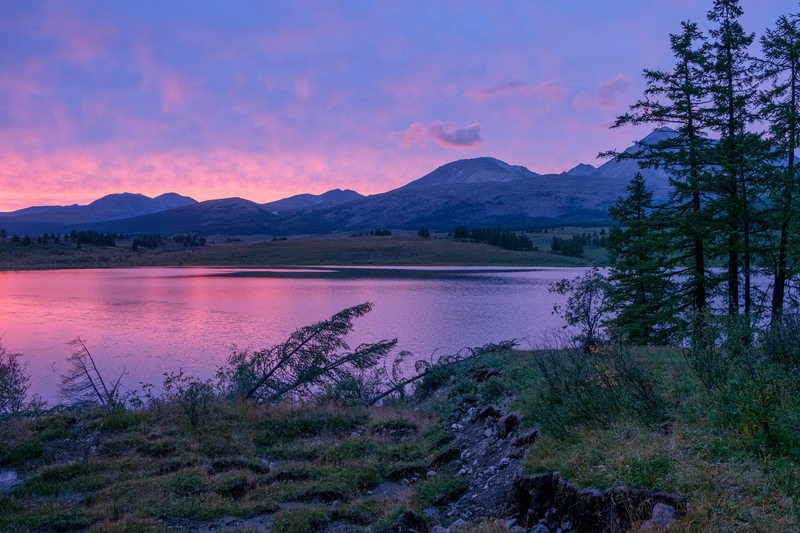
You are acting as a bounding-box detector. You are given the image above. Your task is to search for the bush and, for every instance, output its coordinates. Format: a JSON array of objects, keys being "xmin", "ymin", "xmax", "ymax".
[
  {"xmin": 0, "ymin": 342, "xmax": 31, "ymax": 415},
  {"xmin": 529, "ymin": 343, "xmax": 666, "ymax": 436},
  {"xmin": 162, "ymin": 369, "xmax": 215, "ymax": 427},
  {"xmin": 549, "ymin": 267, "xmax": 611, "ymax": 351}
]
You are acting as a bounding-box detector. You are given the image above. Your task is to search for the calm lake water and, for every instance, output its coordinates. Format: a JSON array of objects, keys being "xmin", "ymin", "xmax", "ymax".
[{"xmin": 0, "ymin": 266, "xmax": 583, "ymax": 403}]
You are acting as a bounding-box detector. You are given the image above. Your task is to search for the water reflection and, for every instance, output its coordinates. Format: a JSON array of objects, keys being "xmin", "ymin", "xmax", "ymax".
[{"xmin": 0, "ymin": 267, "xmax": 581, "ymax": 403}]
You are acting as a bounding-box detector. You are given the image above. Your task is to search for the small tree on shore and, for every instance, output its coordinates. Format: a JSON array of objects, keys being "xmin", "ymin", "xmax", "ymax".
[
  {"xmin": 0, "ymin": 342, "xmax": 31, "ymax": 415},
  {"xmin": 60, "ymin": 338, "xmax": 126, "ymax": 408},
  {"xmin": 549, "ymin": 267, "xmax": 611, "ymax": 351},
  {"xmin": 219, "ymin": 303, "xmax": 397, "ymax": 403}
]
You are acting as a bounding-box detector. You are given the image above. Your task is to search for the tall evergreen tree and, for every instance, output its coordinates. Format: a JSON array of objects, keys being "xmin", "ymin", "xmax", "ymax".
[
  {"xmin": 761, "ymin": 13, "xmax": 800, "ymax": 323},
  {"xmin": 705, "ymin": 0, "xmax": 760, "ymax": 319},
  {"xmin": 609, "ymin": 21, "xmax": 716, "ymax": 337},
  {"xmin": 607, "ymin": 173, "xmax": 679, "ymax": 344}
]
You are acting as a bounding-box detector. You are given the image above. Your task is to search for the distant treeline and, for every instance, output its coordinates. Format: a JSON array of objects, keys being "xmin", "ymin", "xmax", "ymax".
[
  {"xmin": 0, "ymin": 229, "xmax": 206, "ymax": 250},
  {"xmin": 451, "ymin": 226, "xmax": 535, "ymax": 251},
  {"xmin": 550, "ymin": 230, "xmax": 608, "ymax": 258}
]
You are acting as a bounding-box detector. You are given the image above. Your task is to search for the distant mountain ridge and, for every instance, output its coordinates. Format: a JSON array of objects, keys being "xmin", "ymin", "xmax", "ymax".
[
  {"xmin": 401, "ymin": 156, "xmax": 539, "ymax": 188},
  {"xmin": 1, "ymin": 129, "xmax": 682, "ymax": 237},
  {"xmin": 262, "ymin": 189, "xmax": 363, "ymax": 213},
  {"xmin": 0, "ymin": 192, "xmax": 197, "ymax": 235}
]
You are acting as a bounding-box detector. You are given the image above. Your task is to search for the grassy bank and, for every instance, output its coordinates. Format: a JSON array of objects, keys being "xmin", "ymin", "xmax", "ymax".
[
  {"xmin": 0, "ymin": 234, "xmax": 601, "ymax": 270},
  {"xmin": 2, "ymin": 344, "xmax": 799, "ymax": 531}
]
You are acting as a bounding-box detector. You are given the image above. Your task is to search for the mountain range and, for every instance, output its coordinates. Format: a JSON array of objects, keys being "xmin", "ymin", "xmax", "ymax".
[{"xmin": 0, "ymin": 128, "xmax": 676, "ymax": 237}]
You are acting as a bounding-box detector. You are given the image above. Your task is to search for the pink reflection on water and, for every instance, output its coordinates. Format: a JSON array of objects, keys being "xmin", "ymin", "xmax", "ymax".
[{"xmin": 0, "ymin": 267, "xmax": 577, "ymax": 404}]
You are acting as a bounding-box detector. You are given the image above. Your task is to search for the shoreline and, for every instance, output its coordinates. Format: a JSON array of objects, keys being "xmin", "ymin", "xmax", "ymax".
[{"xmin": 0, "ymin": 235, "xmax": 604, "ymax": 271}]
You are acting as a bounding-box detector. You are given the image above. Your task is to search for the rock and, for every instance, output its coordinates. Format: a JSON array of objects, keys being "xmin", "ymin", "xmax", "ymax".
[
  {"xmin": 483, "ymin": 428, "xmax": 494, "ymax": 438},
  {"xmin": 427, "ymin": 470, "xmax": 438, "ymax": 478},
  {"xmin": 0, "ymin": 470, "xmax": 21, "ymax": 493},
  {"xmin": 512, "ymin": 428, "xmax": 540, "ymax": 447},
  {"xmin": 472, "ymin": 405, "xmax": 502, "ymax": 423},
  {"xmin": 511, "ymin": 473, "xmax": 687, "ymax": 532},
  {"xmin": 530, "ymin": 525, "xmax": 550, "ymax": 533},
  {"xmin": 641, "ymin": 502, "xmax": 677, "ymax": 531},
  {"xmin": 449, "ymin": 518, "xmax": 466, "ymax": 530},
  {"xmin": 495, "ymin": 413, "xmax": 521, "ymax": 438},
  {"xmin": 384, "ymin": 510, "xmax": 428, "ymax": 532},
  {"xmin": 499, "ymin": 457, "xmax": 510, "ymax": 467},
  {"xmin": 451, "ymin": 423, "xmax": 464, "ymax": 431},
  {"xmin": 430, "ymin": 526, "xmax": 450, "ymax": 533}
]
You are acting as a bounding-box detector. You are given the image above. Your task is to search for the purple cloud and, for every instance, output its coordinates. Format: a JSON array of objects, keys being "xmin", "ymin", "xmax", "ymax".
[
  {"xmin": 464, "ymin": 79, "xmax": 567, "ymax": 102},
  {"xmin": 392, "ymin": 121, "xmax": 483, "ymax": 149},
  {"xmin": 573, "ymin": 74, "xmax": 630, "ymax": 109}
]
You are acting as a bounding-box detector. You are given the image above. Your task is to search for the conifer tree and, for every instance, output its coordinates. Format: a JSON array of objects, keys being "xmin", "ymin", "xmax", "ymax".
[
  {"xmin": 607, "ymin": 173, "xmax": 679, "ymax": 344},
  {"xmin": 761, "ymin": 13, "xmax": 800, "ymax": 323},
  {"xmin": 609, "ymin": 21, "xmax": 715, "ymax": 337},
  {"xmin": 705, "ymin": 0, "xmax": 761, "ymax": 319}
]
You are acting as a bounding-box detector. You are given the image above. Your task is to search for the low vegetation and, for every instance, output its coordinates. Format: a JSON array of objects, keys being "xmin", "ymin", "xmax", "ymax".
[
  {"xmin": 0, "ymin": 233, "xmax": 594, "ymax": 270},
  {"xmin": 2, "ymin": 299, "xmax": 800, "ymax": 531}
]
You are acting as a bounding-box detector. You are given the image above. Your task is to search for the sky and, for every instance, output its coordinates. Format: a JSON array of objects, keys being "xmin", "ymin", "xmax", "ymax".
[{"xmin": 1, "ymin": 0, "xmax": 798, "ymax": 211}]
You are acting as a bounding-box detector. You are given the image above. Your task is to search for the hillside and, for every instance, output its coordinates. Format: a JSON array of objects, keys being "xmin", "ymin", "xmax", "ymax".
[
  {"xmin": 261, "ymin": 189, "xmax": 363, "ymax": 214},
  {"xmin": 400, "ymin": 156, "xmax": 539, "ymax": 188},
  {"xmin": 0, "ymin": 193, "xmax": 197, "ymax": 235}
]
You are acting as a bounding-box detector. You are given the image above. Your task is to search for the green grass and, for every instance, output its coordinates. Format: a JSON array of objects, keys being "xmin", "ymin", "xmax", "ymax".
[
  {"xmin": 0, "ymin": 400, "xmax": 444, "ymax": 531},
  {"xmin": 3, "ymin": 344, "xmax": 799, "ymax": 531}
]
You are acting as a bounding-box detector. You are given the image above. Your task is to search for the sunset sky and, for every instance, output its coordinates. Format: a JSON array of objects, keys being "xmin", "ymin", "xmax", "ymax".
[{"xmin": 1, "ymin": 0, "xmax": 796, "ymax": 211}]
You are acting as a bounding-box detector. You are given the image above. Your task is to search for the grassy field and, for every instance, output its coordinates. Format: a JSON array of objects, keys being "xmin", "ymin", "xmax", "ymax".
[
  {"xmin": 2, "ymin": 343, "xmax": 799, "ymax": 531},
  {"xmin": 0, "ymin": 234, "xmax": 600, "ymax": 270}
]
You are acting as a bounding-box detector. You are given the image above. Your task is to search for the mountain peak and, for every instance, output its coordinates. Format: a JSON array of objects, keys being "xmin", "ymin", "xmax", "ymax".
[
  {"xmin": 564, "ymin": 163, "xmax": 597, "ymax": 176},
  {"xmin": 638, "ymin": 126, "xmax": 680, "ymax": 146},
  {"xmin": 261, "ymin": 188, "xmax": 363, "ymax": 214},
  {"xmin": 401, "ymin": 156, "xmax": 539, "ymax": 189}
]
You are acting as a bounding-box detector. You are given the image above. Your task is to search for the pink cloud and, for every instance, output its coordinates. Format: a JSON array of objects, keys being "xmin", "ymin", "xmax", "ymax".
[
  {"xmin": 391, "ymin": 121, "xmax": 483, "ymax": 149},
  {"xmin": 573, "ymin": 74, "xmax": 630, "ymax": 109},
  {"xmin": 134, "ymin": 38, "xmax": 196, "ymax": 114},
  {"xmin": 464, "ymin": 79, "xmax": 567, "ymax": 102},
  {"xmin": 0, "ymin": 146, "xmax": 401, "ymax": 211}
]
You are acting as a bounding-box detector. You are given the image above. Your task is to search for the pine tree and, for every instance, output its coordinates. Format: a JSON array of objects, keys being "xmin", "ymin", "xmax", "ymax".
[
  {"xmin": 609, "ymin": 20, "xmax": 716, "ymax": 335},
  {"xmin": 705, "ymin": 0, "xmax": 761, "ymax": 319},
  {"xmin": 607, "ymin": 173, "xmax": 679, "ymax": 344},
  {"xmin": 761, "ymin": 13, "xmax": 800, "ymax": 324}
]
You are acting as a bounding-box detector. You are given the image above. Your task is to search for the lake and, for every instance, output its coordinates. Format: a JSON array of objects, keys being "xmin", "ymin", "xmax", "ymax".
[{"xmin": 0, "ymin": 266, "xmax": 583, "ymax": 403}]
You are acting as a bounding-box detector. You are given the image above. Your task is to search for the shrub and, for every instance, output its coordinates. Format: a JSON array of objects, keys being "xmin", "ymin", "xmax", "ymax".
[
  {"xmin": 0, "ymin": 342, "xmax": 31, "ymax": 415},
  {"xmin": 529, "ymin": 343, "xmax": 666, "ymax": 436},
  {"xmin": 162, "ymin": 369, "xmax": 215, "ymax": 427},
  {"xmin": 549, "ymin": 268, "xmax": 611, "ymax": 351}
]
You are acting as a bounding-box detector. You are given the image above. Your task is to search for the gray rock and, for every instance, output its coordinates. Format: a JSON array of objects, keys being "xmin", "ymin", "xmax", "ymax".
[
  {"xmin": 531, "ymin": 525, "xmax": 550, "ymax": 533},
  {"xmin": 512, "ymin": 428, "xmax": 540, "ymax": 447},
  {"xmin": 430, "ymin": 526, "xmax": 450, "ymax": 533},
  {"xmin": 483, "ymin": 428, "xmax": 494, "ymax": 438},
  {"xmin": 472, "ymin": 405, "xmax": 502, "ymax": 422},
  {"xmin": 449, "ymin": 518, "xmax": 467, "ymax": 530},
  {"xmin": 495, "ymin": 412, "xmax": 521, "ymax": 438},
  {"xmin": 641, "ymin": 502, "xmax": 677, "ymax": 531},
  {"xmin": 0, "ymin": 470, "xmax": 21, "ymax": 493}
]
